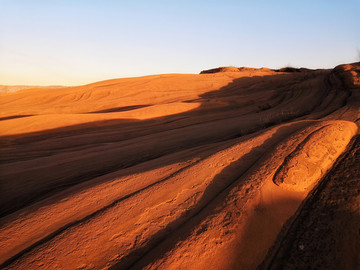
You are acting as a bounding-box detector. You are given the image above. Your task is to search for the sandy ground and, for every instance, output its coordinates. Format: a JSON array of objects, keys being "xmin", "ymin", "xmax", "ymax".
[
  {"xmin": 0, "ymin": 63, "xmax": 359, "ymax": 269},
  {"xmin": 259, "ymin": 135, "xmax": 360, "ymax": 270}
]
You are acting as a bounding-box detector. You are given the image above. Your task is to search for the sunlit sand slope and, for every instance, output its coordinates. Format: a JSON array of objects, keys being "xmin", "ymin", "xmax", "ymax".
[{"xmin": 0, "ymin": 63, "xmax": 359, "ymax": 269}]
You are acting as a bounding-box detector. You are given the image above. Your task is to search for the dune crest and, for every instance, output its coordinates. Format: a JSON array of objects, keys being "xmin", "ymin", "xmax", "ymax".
[{"xmin": 273, "ymin": 121, "xmax": 357, "ymax": 191}]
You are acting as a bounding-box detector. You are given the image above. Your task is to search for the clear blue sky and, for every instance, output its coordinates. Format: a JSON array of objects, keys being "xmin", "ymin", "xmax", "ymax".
[{"xmin": 1, "ymin": 0, "xmax": 359, "ymax": 85}]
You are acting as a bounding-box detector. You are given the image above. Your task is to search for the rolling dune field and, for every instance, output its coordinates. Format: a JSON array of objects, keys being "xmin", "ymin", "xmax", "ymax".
[{"xmin": 0, "ymin": 63, "xmax": 359, "ymax": 269}]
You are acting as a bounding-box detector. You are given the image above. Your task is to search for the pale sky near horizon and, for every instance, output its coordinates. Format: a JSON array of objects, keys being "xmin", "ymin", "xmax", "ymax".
[{"xmin": 1, "ymin": 0, "xmax": 359, "ymax": 86}]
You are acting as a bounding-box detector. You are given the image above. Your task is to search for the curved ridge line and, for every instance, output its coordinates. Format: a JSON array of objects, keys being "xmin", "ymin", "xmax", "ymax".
[{"xmin": 272, "ymin": 124, "xmax": 331, "ymax": 186}]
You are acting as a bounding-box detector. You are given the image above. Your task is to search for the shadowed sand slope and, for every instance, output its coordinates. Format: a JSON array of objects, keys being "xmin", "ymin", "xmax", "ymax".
[{"xmin": 0, "ymin": 63, "xmax": 359, "ymax": 269}]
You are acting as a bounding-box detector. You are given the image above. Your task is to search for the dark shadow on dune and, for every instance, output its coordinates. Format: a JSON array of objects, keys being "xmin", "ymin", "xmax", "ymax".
[
  {"xmin": 257, "ymin": 205, "xmax": 360, "ymax": 270},
  {"xmin": 0, "ymin": 118, "xmax": 138, "ymax": 146},
  {"xmin": 90, "ymin": 104, "xmax": 150, "ymax": 113},
  {"xmin": 0, "ymin": 115, "xmax": 33, "ymax": 121},
  {"xmin": 0, "ymin": 69, "xmax": 349, "ymax": 220},
  {"xmin": 231, "ymin": 195, "xmax": 304, "ymax": 269}
]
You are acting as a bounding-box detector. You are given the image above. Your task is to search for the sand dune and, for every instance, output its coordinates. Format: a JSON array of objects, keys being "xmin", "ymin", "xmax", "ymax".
[{"xmin": 0, "ymin": 63, "xmax": 359, "ymax": 269}]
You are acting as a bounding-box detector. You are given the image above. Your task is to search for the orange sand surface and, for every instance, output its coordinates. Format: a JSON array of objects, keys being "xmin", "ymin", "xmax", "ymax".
[{"xmin": 0, "ymin": 63, "xmax": 359, "ymax": 269}]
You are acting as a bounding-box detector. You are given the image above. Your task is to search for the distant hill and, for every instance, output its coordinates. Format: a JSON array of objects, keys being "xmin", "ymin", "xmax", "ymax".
[{"xmin": 0, "ymin": 85, "xmax": 63, "ymax": 93}]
